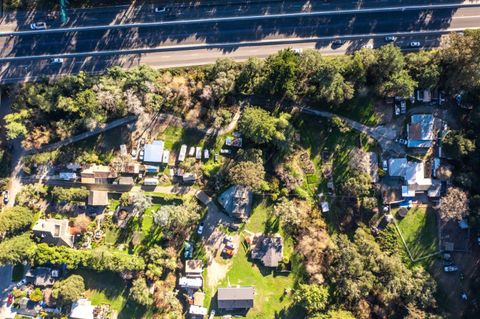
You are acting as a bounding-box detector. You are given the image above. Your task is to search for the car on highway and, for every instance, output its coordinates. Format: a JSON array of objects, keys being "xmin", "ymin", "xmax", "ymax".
[
  {"xmin": 409, "ymin": 41, "xmax": 421, "ymax": 47},
  {"xmin": 50, "ymin": 58, "xmax": 64, "ymax": 64},
  {"xmin": 155, "ymin": 7, "xmax": 167, "ymax": 13},
  {"xmin": 30, "ymin": 22, "xmax": 47, "ymax": 30},
  {"xmin": 197, "ymin": 222, "xmax": 204, "ymax": 235},
  {"xmin": 362, "ymin": 44, "xmax": 374, "ymax": 49},
  {"xmin": 444, "ymin": 265, "xmax": 459, "ymax": 273},
  {"xmin": 3, "ymin": 190, "xmax": 9, "ymax": 204},
  {"xmin": 384, "ymin": 36, "xmax": 397, "ymax": 42},
  {"xmin": 332, "ymin": 39, "xmax": 346, "ymax": 46}
]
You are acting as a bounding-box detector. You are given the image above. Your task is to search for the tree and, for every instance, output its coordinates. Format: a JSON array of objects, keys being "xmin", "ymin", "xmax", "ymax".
[
  {"xmin": 52, "ymin": 275, "xmax": 85, "ymax": 304},
  {"xmin": 342, "ymin": 173, "xmax": 372, "ymax": 198},
  {"xmin": 34, "ymin": 244, "xmax": 88, "ymax": 269},
  {"xmin": 443, "ymin": 132, "xmax": 476, "ymax": 161},
  {"xmin": 405, "ymin": 51, "xmax": 440, "ymax": 89},
  {"xmin": 348, "ymin": 148, "xmax": 370, "ymax": 176},
  {"xmin": 381, "ymin": 69, "xmax": 417, "ymax": 99},
  {"xmin": 0, "ymin": 206, "xmax": 35, "ymax": 238},
  {"xmin": 89, "ymin": 246, "xmax": 146, "ymax": 273},
  {"xmin": 311, "ymin": 63, "xmax": 354, "ymax": 104},
  {"xmin": 153, "ymin": 199, "xmax": 202, "ymax": 235},
  {"xmin": 0, "ymin": 234, "xmax": 36, "ymax": 266},
  {"xmin": 129, "ymin": 192, "xmax": 152, "ymax": 214},
  {"xmin": 314, "ymin": 310, "xmax": 356, "ymax": 319},
  {"xmin": 208, "ymin": 58, "xmax": 239, "ymax": 102},
  {"xmin": 236, "ymin": 57, "xmax": 264, "ymax": 95},
  {"xmin": 50, "ymin": 187, "xmax": 89, "ymax": 203},
  {"xmin": 439, "ymin": 187, "xmax": 469, "ymax": 221},
  {"xmin": 73, "ymin": 215, "xmax": 91, "ymax": 234},
  {"xmin": 16, "ymin": 183, "xmax": 48, "ymax": 210},
  {"xmin": 371, "ymin": 44, "xmax": 405, "ymax": 85},
  {"xmin": 293, "ymin": 284, "xmax": 329, "ymax": 314},
  {"xmin": 262, "ymin": 49, "xmax": 299, "ymax": 99},
  {"xmin": 130, "ymin": 277, "xmax": 153, "ymax": 306},
  {"xmin": 4, "ymin": 109, "xmax": 30, "ymax": 140},
  {"xmin": 29, "ymin": 288, "xmax": 43, "ymax": 303},
  {"xmin": 227, "ymin": 160, "xmax": 265, "ymax": 190},
  {"xmin": 145, "ymin": 246, "xmax": 177, "ymax": 281},
  {"xmin": 439, "ymin": 30, "xmax": 480, "ymax": 94},
  {"xmin": 273, "ymin": 199, "xmax": 314, "ymax": 234}
]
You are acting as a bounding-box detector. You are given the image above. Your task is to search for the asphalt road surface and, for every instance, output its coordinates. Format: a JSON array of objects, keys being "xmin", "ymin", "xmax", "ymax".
[{"xmin": 0, "ymin": 1, "xmax": 480, "ymax": 82}]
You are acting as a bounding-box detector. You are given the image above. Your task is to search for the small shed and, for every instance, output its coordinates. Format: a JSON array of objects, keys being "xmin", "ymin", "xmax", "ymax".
[
  {"xmin": 88, "ymin": 190, "xmax": 109, "ymax": 206},
  {"xmin": 178, "ymin": 145, "xmax": 187, "ymax": 162},
  {"xmin": 185, "ymin": 260, "xmax": 203, "ymax": 277}
]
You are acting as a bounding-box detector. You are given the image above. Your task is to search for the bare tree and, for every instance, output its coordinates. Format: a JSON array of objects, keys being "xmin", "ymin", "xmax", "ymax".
[{"xmin": 439, "ymin": 187, "xmax": 469, "ymax": 221}]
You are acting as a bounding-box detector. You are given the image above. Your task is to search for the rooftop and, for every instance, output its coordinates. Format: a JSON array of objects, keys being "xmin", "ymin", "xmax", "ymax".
[
  {"xmin": 88, "ymin": 190, "xmax": 109, "ymax": 206},
  {"xmin": 217, "ymin": 286, "xmax": 255, "ymax": 310},
  {"xmin": 144, "ymin": 140, "xmax": 164, "ymax": 163},
  {"xmin": 32, "ymin": 218, "xmax": 74, "ymax": 248},
  {"xmin": 218, "ymin": 185, "xmax": 253, "ymax": 219},
  {"xmin": 70, "ymin": 299, "xmax": 94, "ymax": 319},
  {"xmin": 407, "ymin": 114, "xmax": 436, "ymax": 148},
  {"xmin": 250, "ymin": 234, "xmax": 283, "ymax": 268}
]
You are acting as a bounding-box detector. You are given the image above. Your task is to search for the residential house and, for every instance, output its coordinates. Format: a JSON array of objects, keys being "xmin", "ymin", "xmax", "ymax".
[
  {"xmin": 88, "ymin": 190, "xmax": 109, "ymax": 207},
  {"xmin": 250, "ymin": 234, "xmax": 283, "ymax": 268},
  {"xmin": 32, "ymin": 218, "xmax": 75, "ymax": 247},
  {"xmin": 388, "ymin": 158, "xmax": 434, "ymax": 198},
  {"xmin": 217, "ymin": 287, "xmax": 254, "ymax": 310},
  {"xmin": 407, "ymin": 114, "xmax": 437, "ymax": 148},
  {"xmin": 122, "ymin": 163, "xmax": 140, "ymax": 175},
  {"xmin": 185, "ymin": 260, "xmax": 203, "ymax": 278},
  {"xmin": 218, "ymin": 185, "xmax": 253, "ymax": 220},
  {"xmin": 25, "ymin": 267, "xmax": 58, "ymax": 287},
  {"xmin": 70, "ymin": 299, "xmax": 94, "ymax": 319},
  {"xmin": 143, "ymin": 140, "xmax": 164, "ymax": 164},
  {"xmin": 81, "ymin": 165, "xmax": 116, "ymax": 184},
  {"xmin": 179, "ymin": 277, "xmax": 203, "ymax": 290}
]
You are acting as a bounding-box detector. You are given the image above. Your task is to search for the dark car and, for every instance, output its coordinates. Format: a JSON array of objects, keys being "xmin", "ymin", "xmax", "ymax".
[
  {"xmin": 332, "ymin": 39, "xmax": 346, "ymax": 46},
  {"xmin": 225, "ymin": 223, "xmax": 239, "ymax": 231}
]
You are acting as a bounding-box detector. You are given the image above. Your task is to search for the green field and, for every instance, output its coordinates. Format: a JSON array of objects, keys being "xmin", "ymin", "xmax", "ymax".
[
  {"xmin": 396, "ymin": 205, "xmax": 438, "ymax": 259},
  {"xmin": 158, "ymin": 126, "xmax": 206, "ymax": 150}
]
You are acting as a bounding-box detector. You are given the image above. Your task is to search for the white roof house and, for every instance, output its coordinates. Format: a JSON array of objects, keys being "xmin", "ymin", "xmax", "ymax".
[
  {"xmin": 179, "ymin": 277, "xmax": 203, "ymax": 290},
  {"xmin": 70, "ymin": 299, "xmax": 94, "ymax": 319},
  {"xmin": 407, "ymin": 114, "xmax": 436, "ymax": 148},
  {"xmin": 162, "ymin": 150, "xmax": 170, "ymax": 164},
  {"xmin": 143, "ymin": 140, "xmax": 164, "ymax": 163},
  {"xmin": 178, "ymin": 145, "xmax": 187, "ymax": 162},
  {"xmin": 388, "ymin": 158, "xmax": 432, "ymax": 197}
]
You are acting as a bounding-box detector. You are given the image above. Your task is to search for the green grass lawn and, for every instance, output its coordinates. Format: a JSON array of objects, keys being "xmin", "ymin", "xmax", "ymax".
[
  {"xmin": 315, "ymin": 95, "xmax": 381, "ymax": 126},
  {"xmin": 158, "ymin": 126, "xmax": 206, "ymax": 150},
  {"xmin": 211, "ymin": 199, "xmax": 302, "ymax": 318},
  {"xmin": 74, "ymin": 269, "xmax": 154, "ymax": 319},
  {"xmin": 395, "ymin": 205, "xmax": 438, "ymax": 259}
]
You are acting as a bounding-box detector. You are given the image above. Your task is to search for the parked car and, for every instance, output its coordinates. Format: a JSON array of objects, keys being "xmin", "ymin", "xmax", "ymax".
[
  {"xmin": 409, "ymin": 41, "xmax": 421, "ymax": 47},
  {"xmin": 395, "ymin": 105, "xmax": 400, "ymax": 116},
  {"xmin": 7, "ymin": 294, "xmax": 13, "ymax": 306},
  {"xmin": 384, "ymin": 36, "xmax": 397, "ymax": 42},
  {"xmin": 131, "ymin": 148, "xmax": 137, "ymax": 159},
  {"xmin": 382, "ymin": 160, "xmax": 388, "ymax": 171},
  {"xmin": 139, "ymin": 149, "xmax": 144, "ymax": 160},
  {"xmin": 395, "ymin": 138, "xmax": 407, "ymax": 145},
  {"xmin": 155, "ymin": 7, "xmax": 167, "ymax": 13},
  {"xmin": 3, "ymin": 190, "xmax": 9, "ymax": 204},
  {"xmin": 30, "ymin": 22, "xmax": 47, "ymax": 30},
  {"xmin": 50, "ymin": 58, "xmax": 64, "ymax": 64},
  {"xmin": 16, "ymin": 278, "xmax": 26, "ymax": 288},
  {"xmin": 444, "ymin": 265, "xmax": 459, "ymax": 273},
  {"xmin": 226, "ymin": 223, "xmax": 239, "ymax": 231},
  {"xmin": 140, "ymin": 138, "xmax": 145, "ymax": 146},
  {"xmin": 197, "ymin": 222, "xmax": 204, "ymax": 235}
]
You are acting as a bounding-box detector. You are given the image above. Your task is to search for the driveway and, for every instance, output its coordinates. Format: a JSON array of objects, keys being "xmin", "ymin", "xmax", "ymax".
[{"xmin": 300, "ymin": 106, "xmax": 405, "ymax": 155}]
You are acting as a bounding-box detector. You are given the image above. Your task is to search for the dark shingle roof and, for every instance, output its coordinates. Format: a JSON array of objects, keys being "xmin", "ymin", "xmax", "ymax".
[{"xmin": 217, "ymin": 287, "xmax": 254, "ymax": 309}]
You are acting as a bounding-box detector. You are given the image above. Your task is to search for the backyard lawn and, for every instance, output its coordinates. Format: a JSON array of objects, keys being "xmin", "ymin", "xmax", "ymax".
[
  {"xmin": 158, "ymin": 125, "xmax": 205, "ymax": 150},
  {"xmin": 395, "ymin": 205, "xmax": 438, "ymax": 260},
  {"xmin": 315, "ymin": 95, "xmax": 381, "ymax": 126},
  {"xmin": 212, "ymin": 199, "xmax": 302, "ymax": 318},
  {"xmin": 74, "ymin": 269, "xmax": 154, "ymax": 319}
]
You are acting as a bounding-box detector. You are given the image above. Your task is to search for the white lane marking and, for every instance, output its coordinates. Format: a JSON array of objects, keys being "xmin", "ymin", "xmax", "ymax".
[{"xmin": 2, "ymin": 2, "xmax": 480, "ymax": 36}]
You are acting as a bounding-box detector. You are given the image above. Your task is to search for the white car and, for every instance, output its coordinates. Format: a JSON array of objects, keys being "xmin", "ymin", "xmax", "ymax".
[
  {"xmin": 30, "ymin": 22, "xmax": 47, "ymax": 30},
  {"xmin": 220, "ymin": 149, "xmax": 231, "ymax": 154},
  {"xmin": 155, "ymin": 7, "xmax": 166, "ymax": 13},
  {"xmin": 16, "ymin": 278, "xmax": 27, "ymax": 288},
  {"xmin": 382, "ymin": 160, "xmax": 388, "ymax": 171},
  {"xmin": 50, "ymin": 58, "xmax": 64, "ymax": 64},
  {"xmin": 444, "ymin": 265, "xmax": 458, "ymax": 273},
  {"xmin": 292, "ymin": 48, "xmax": 303, "ymax": 54},
  {"xmin": 139, "ymin": 149, "xmax": 144, "ymax": 160},
  {"xmin": 197, "ymin": 222, "xmax": 204, "ymax": 235},
  {"xmin": 362, "ymin": 44, "xmax": 374, "ymax": 49},
  {"xmin": 131, "ymin": 148, "xmax": 137, "ymax": 158},
  {"xmin": 409, "ymin": 41, "xmax": 421, "ymax": 47},
  {"xmin": 384, "ymin": 36, "xmax": 397, "ymax": 42}
]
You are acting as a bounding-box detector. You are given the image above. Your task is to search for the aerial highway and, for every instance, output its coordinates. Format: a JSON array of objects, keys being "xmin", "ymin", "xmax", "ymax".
[{"xmin": 0, "ymin": 0, "xmax": 480, "ymax": 82}]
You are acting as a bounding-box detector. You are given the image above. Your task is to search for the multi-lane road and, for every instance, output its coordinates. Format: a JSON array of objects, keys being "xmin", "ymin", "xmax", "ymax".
[{"xmin": 0, "ymin": 0, "xmax": 480, "ymax": 82}]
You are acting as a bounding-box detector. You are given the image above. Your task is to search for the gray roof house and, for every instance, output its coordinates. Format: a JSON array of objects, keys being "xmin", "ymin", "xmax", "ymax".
[
  {"xmin": 217, "ymin": 287, "xmax": 254, "ymax": 310},
  {"xmin": 32, "ymin": 218, "xmax": 75, "ymax": 247},
  {"xmin": 250, "ymin": 235, "xmax": 283, "ymax": 268},
  {"xmin": 218, "ymin": 185, "xmax": 253, "ymax": 220},
  {"xmin": 407, "ymin": 114, "xmax": 437, "ymax": 148}
]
